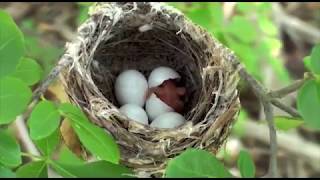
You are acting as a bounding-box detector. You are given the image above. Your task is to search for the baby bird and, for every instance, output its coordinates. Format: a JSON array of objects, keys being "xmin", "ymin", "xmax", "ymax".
[{"xmin": 147, "ymin": 79, "xmax": 186, "ymax": 112}]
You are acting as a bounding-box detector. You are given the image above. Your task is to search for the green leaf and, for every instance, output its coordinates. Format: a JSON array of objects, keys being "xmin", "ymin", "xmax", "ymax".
[
  {"xmin": 57, "ymin": 146, "xmax": 84, "ymax": 165},
  {"xmin": 23, "ymin": 35, "xmax": 62, "ymax": 77},
  {"xmin": 165, "ymin": 148, "xmax": 232, "ymax": 178},
  {"xmin": 237, "ymin": 150, "xmax": 255, "ymax": 178},
  {"xmin": 77, "ymin": 6, "xmax": 89, "ymax": 26},
  {"xmin": 59, "ymin": 103, "xmax": 120, "ymax": 164},
  {"xmin": 225, "ymin": 36, "xmax": 259, "ymax": 78},
  {"xmin": 226, "ymin": 16, "xmax": 257, "ymax": 44},
  {"xmin": 310, "ymin": 44, "xmax": 320, "ymax": 75},
  {"xmin": 77, "ymin": 2, "xmax": 94, "ymax": 6},
  {"xmin": 186, "ymin": 3, "xmax": 223, "ymax": 35},
  {"xmin": 16, "ymin": 160, "xmax": 47, "ymax": 178},
  {"xmin": 34, "ymin": 129, "xmax": 60, "ymax": 156},
  {"xmin": 237, "ymin": 2, "xmax": 257, "ymax": 13},
  {"xmin": 274, "ymin": 116, "xmax": 304, "ymax": 131},
  {"xmin": 50, "ymin": 161, "xmax": 133, "ymax": 178},
  {"xmin": 28, "ymin": 100, "xmax": 61, "ymax": 140},
  {"xmin": 167, "ymin": 2, "xmax": 190, "ymax": 12},
  {"xmin": 0, "ymin": 131, "xmax": 22, "ymax": 167},
  {"xmin": 12, "ymin": 57, "xmax": 43, "ymax": 86},
  {"xmin": 0, "ymin": 77, "xmax": 32, "ymax": 124},
  {"xmin": 258, "ymin": 15, "xmax": 278, "ymax": 36},
  {"xmin": 0, "ymin": 10, "xmax": 25, "ymax": 78},
  {"xmin": 297, "ymin": 80, "xmax": 320, "ymax": 130},
  {"xmin": 304, "ymin": 56, "xmax": 312, "ymax": 71},
  {"xmin": 0, "ymin": 164, "xmax": 16, "ymax": 178}
]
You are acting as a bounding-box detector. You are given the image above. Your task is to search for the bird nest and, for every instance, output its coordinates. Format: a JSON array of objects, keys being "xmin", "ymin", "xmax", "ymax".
[{"xmin": 59, "ymin": 2, "xmax": 241, "ymax": 177}]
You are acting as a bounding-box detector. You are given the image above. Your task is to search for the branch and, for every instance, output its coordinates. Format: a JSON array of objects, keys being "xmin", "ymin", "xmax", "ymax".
[
  {"xmin": 267, "ymin": 73, "xmax": 313, "ymax": 99},
  {"xmin": 229, "ymin": 51, "xmax": 313, "ymax": 177},
  {"xmin": 270, "ymin": 99, "xmax": 300, "ymax": 118},
  {"xmin": 14, "ymin": 115, "xmax": 41, "ymax": 157},
  {"xmin": 31, "ymin": 56, "xmax": 72, "ymax": 108},
  {"xmin": 262, "ymin": 101, "xmax": 278, "ymax": 177},
  {"xmin": 229, "ymin": 55, "xmax": 279, "ymax": 177}
]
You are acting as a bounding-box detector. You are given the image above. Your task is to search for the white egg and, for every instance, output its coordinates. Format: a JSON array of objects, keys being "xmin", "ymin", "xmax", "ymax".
[
  {"xmin": 145, "ymin": 93, "xmax": 174, "ymax": 121},
  {"xmin": 150, "ymin": 112, "xmax": 186, "ymax": 129},
  {"xmin": 148, "ymin": 66, "xmax": 180, "ymax": 88},
  {"xmin": 119, "ymin": 104, "xmax": 148, "ymax": 125},
  {"xmin": 115, "ymin": 70, "xmax": 148, "ymax": 107}
]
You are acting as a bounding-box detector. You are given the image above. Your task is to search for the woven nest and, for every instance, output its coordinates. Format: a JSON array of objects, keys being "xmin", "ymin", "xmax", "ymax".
[{"xmin": 59, "ymin": 2, "xmax": 241, "ymax": 177}]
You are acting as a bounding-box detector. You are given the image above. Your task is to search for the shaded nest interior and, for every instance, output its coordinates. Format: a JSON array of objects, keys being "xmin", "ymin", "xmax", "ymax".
[{"xmin": 60, "ymin": 2, "xmax": 241, "ymax": 176}]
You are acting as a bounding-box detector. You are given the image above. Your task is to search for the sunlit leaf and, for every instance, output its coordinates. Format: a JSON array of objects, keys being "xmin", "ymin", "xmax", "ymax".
[
  {"xmin": 310, "ymin": 44, "xmax": 320, "ymax": 75},
  {"xmin": 77, "ymin": 6, "xmax": 89, "ymax": 26},
  {"xmin": 51, "ymin": 161, "xmax": 133, "ymax": 178},
  {"xmin": 12, "ymin": 57, "xmax": 43, "ymax": 86},
  {"xmin": 16, "ymin": 161, "xmax": 47, "ymax": 178},
  {"xmin": 77, "ymin": 2, "xmax": 94, "ymax": 6},
  {"xmin": 35, "ymin": 129, "xmax": 60, "ymax": 156},
  {"xmin": 57, "ymin": 146, "xmax": 84, "ymax": 165},
  {"xmin": 0, "ymin": 10, "xmax": 25, "ymax": 78},
  {"xmin": 237, "ymin": 2, "xmax": 257, "ymax": 14},
  {"xmin": 59, "ymin": 103, "xmax": 120, "ymax": 164},
  {"xmin": 297, "ymin": 79, "xmax": 320, "ymax": 130},
  {"xmin": 0, "ymin": 165, "xmax": 16, "ymax": 178},
  {"xmin": 226, "ymin": 16, "xmax": 257, "ymax": 44},
  {"xmin": 0, "ymin": 131, "xmax": 22, "ymax": 167},
  {"xmin": 186, "ymin": 3, "xmax": 223, "ymax": 35},
  {"xmin": 304, "ymin": 56, "xmax": 312, "ymax": 71},
  {"xmin": 225, "ymin": 36, "xmax": 259, "ymax": 78},
  {"xmin": 28, "ymin": 101, "xmax": 61, "ymax": 140},
  {"xmin": 165, "ymin": 148, "xmax": 232, "ymax": 178},
  {"xmin": 237, "ymin": 150, "xmax": 255, "ymax": 178},
  {"xmin": 258, "ymin": 15, "xmax": 278, "ymax": 36},
  {"xmin": 0, "ymin": 77, "xmax": 32, "ymax": 124}
]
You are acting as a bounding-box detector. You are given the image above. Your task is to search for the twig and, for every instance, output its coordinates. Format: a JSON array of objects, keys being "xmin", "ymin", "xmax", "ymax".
[
  {"xmin": 31, "ymin": 56, "xmax": 73, "ymax": 108},
  {"xmin": 14, "ymin": 116, "xmax": 41, "ymax": 157},
  {"xmin": 268, "ymin": 74, "xmax": 313, "ymax": 99},
  {"xmin": 262, "ymin": 101, "xmax": 278, "ymax": 177},
  {"xmin": 229, "ymin": 55, "xmax": 279, "ymax": 177},
  {"xmin": 270, "ymin": 99, "xmax": 300, "ymax": 118}
]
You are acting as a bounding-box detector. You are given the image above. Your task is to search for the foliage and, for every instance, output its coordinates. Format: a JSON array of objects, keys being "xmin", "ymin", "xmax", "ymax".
[
  {"xmin": 237, "ymin": 150, "xmax": 255, "ymax": 178},
  {"xmin": 0, "ymin": 10, "xmax": 25, "ymax": 78},
  {"xmin": 299, "ymin": 44, "xmax": 320, "ymax": 130},
  {"xmin": 0, "ymin": 8, "xmax": 130, "ymax": 177},
  {"xmin": 165, "ymin": 148, "xmax": 232, "ymax": 178},
  {"xmin": 0, "ymin": 130, "xmax": 22, "ymax": 168},
  {"xmin": 0, "ymin": 2, "xmax": 319, "ymax": 178},
  {"xmin": 28, "ymin": 100, "xmax": 61, "ymax": 140},
  {"xmin": 169, "ymin": 2, "xmax": 291, "ymax": 84}
]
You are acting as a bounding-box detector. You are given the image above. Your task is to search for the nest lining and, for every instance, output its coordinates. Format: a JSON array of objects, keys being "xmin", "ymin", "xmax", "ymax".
[{"xmin": 60, "ymin": 2, "xmax": 241, "ymax": 176}]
